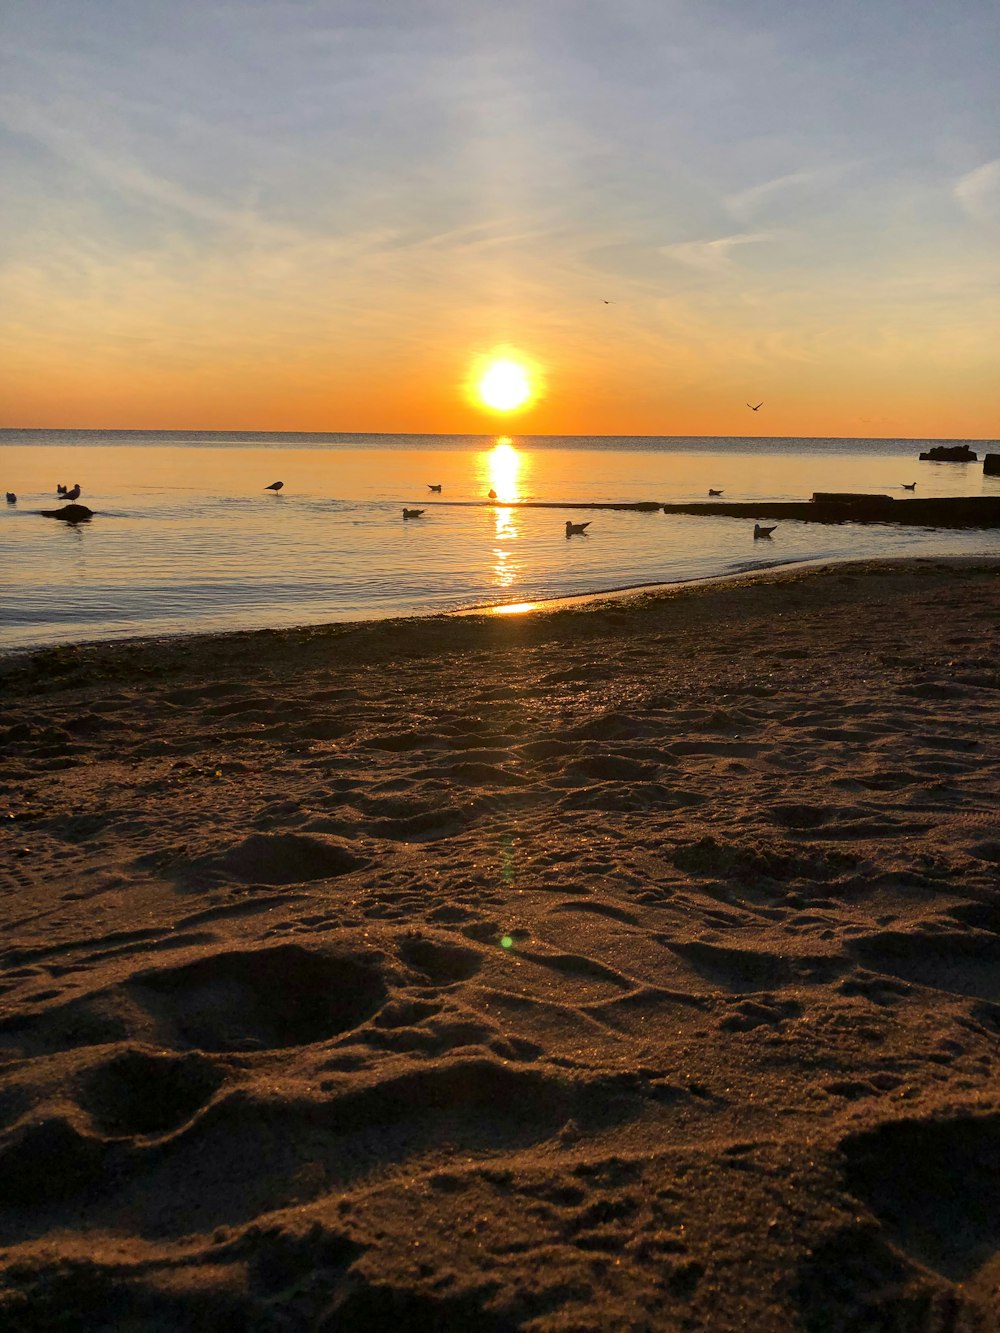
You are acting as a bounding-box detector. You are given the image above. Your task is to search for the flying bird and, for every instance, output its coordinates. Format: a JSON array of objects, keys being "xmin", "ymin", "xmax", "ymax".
[
  {"xmin": 402, "ymin": 508, "xmax": 425, "ymax": 519},
  {"xmin": 753, "ymin": 523, "xmax": 776, "ymax": 539},
  {"xmin": 5, "ymin": 492, "xmax": 15, "ymax": 504},
  {"xmin": 427, "ymin": 484, "xmax": 442, "ymax": 492},
  {"xmin": 65, "ymin": 484, "xmax": 81, "ymax": 501},
  {"xmin": 708, "ymin": 488, "xmax": 723, "ymax": 497},
  {"xmin": 602, "ymin": 299, "xmax": 615, "ymax": 305},
  {"xmin": 265, "ymin": 481, "xmax": 284, "ymax": 491},
  {"xmin": 565, "ymin": 520, "xmax": 590, "ymax": 537},
  {"xmin": 747, "ymin": 402, "xmax": 763, "ymax": 411},
  {"xmin": 901, "ymin": 482, "xmax": 916, "ymax": 491}
]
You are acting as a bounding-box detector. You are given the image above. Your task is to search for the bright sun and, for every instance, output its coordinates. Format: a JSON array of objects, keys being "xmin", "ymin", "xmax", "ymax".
[{"xmin": 478, "ymin": 359, "xmax": 531, "ymax": 412}]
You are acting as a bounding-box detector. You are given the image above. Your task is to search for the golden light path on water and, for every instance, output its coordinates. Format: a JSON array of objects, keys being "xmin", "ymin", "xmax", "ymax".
[{"xmin": 482, "ymin": 438, "xmax": 525, "ymax": 591}]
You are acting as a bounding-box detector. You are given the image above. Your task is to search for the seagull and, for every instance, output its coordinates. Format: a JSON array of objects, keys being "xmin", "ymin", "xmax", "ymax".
[
  {"xmin": 265, "ymin": 481, "xmax": 284, "ymax": 491},
  {"xmin": 5, "ymin": 492, "xmax": 15, "ymax": 504},
  {"xmin": 753, "ymin": 523, "xmax": 776, "ymax": 538},
  {"xmin": 901, "ymin": 482, "xmax": 916, "ymax": 491},
  {"xmin": 402, "ymin": 508, "xmax": 425, "ymax": 519},
  {"xmin": 488, "ymin": 489, "xmax": 497, "ymax": 500},
  {"xmin": 65, "ymin": 484, "xmax": 81, "ymax": 501},
  {"xmin": 747, "ymin": 402, "xmax": 763, "ymax": 411},
  {"xmin": 427, "ymin": 484, "xmax": 442, "ymax": 492},
  {"xmin": 56, "ymin": 484, "xmax": 67, "ymax": 495},
  {"xmin": 708, "ymin": 488, "xmax": 723, "ymax": 497},
  {"xmin": 602, "ymin": 299, "xmax": 615, "ymax": 305},
  {"xmin": 566, "ymin": 520, "xmax": 590, "ymax": 537}
]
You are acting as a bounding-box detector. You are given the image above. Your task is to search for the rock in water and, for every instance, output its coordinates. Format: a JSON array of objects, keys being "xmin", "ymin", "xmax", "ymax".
[
  {"xmin": 40, "ymin": 504, "xmax": 94, "ymax": 522},
  {"xmin": 984, "ymin": 454, "xmax": 1000, "ymax": 477},
  {"xmin": 918, "ymin": 444, "xmax": 978, "ymax": 462}
]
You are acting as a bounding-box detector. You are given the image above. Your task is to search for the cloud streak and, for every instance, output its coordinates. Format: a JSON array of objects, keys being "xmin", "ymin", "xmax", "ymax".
[
  {"xmin": 660, "ymin": 231, "xmax": 783, "ymax": 272},
  {"xmin": 954, "ymin": 159, "xmax": 1000, "ymax": 222}
]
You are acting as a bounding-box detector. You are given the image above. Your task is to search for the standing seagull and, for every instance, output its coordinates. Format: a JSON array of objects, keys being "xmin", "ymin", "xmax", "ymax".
[
  {"xmin": 565, "ymin": 520, "xmax": 590, "ymax": 537},
  {"xmin": 265, "ymin": 481, "xmax": 284, "ymax": 491},
  {"xmin": 488, "ymin": 489, "xmax": 497, "ymax": 501},
  {"xmin": 747, "ymin": 402, "xmax": 763, "ymax": 411},
  {"xmin": 65, "ymin": 484, "xmax": 81, "ymax": 501},
  {"xmin": 753, "ymin": 523, "xmax": 776, "ymax": 539},
  {"xmin": 6, "ymin": 492, "xmax": 16, "ymax": 504},
  {"xmin": 901, "ymin": 482, "xmax": 916, "ymax": 491}
]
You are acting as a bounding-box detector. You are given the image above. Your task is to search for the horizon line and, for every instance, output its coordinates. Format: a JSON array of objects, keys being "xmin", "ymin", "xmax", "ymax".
[{"xmin": 1, "ymin": 426, "xmax": 995, "ymax": 444}]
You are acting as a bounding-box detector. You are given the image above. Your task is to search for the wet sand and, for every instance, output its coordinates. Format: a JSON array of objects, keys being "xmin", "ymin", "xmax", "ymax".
[{"xmin": 2, "ymin": 558, "xmax": 999, "ymax": 1330}]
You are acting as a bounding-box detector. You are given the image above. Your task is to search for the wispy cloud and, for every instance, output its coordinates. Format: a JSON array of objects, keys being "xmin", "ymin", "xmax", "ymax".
[
  {"xmin": 660, "ymin": 231, "xmax": 783, "ymax": 272},
  {"xmin": 0, "ymin": 91, "xmax": 301, "ymax": 245},
  {"xmin": 726, "ymin": 165, "xmax": 853, "ymax": 223},
  {"xmin": 954, "ymin": 159, "xmax": 1000, "ymax": 222}
]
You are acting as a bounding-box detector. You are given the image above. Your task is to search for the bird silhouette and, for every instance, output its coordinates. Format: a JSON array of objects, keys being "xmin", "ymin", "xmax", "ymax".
[
  {"xmin": 5, "ymin": 492, "xmax": 16, "ymax": 504},
  {"xmin": 427, "ymin": 484, "xmax": 442, "ymax": 492},
  {"xmin": 708, "ymin": 488, "xmax": 723, "ymax": 497},
  {"xmin": 65, "ymin": 484, "xmax": 81, "ymax": 501},
  {"xmin": 265, "ymin": 481, "xmax": 284, "ymax": 491},
  {"xmin": 402, "ymin": 508, "xmax": 425, "ymax": 519},
  {"xmin": 56, "ymin": 484, "xmax": 67, "ymax": 496},
  {"xmin": 488, "ymin": 489, "xmax": 497, "ymax": 500},
  {"xmin": 901, "ymin": 482, "xmax": 916, "ymax": 491},
  {"xmin": 602, "ymin": 299, "xmax": 615, "ymax": 305},
  {"xmin": 747, "ymin": 402, "xmax": 763, "ymax": 411},
  {"xmin": 565, "ymin": 520, "xmax": 590, "ymax": 536},
  {"xmin": 753, "ymin": 523, "xmax": 776, "ymax": 538}
]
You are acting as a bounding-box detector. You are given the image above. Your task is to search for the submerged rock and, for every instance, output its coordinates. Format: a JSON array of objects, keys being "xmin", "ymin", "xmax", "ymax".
[{"xmin": 40, "ymin": 504, "xmax": 94, "ymax": 522}]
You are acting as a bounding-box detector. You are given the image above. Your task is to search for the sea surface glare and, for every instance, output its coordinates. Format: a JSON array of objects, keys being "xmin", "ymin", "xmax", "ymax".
[{"xmin": 1, "ymin": 431, "xmax": 997, "ymax": 650}]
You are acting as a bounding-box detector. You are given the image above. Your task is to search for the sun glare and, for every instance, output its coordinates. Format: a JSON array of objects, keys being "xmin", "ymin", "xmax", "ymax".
[
  {"xmin": 477, "ymin": 359, "xmax": 532, "ymax": 412},
  {"xmin": 486, "ymin": 439, "xmax": 522, "ymax": 503}
]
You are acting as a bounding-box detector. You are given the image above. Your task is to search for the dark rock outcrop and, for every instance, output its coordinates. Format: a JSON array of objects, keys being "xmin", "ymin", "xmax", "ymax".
[
  {"xmin": 918, "ymin": 444, "xmax": 978, "ymax": 462},
  {"xmin": 984, "ymin": 453, "xmax": 1000, "ymax": 477}
]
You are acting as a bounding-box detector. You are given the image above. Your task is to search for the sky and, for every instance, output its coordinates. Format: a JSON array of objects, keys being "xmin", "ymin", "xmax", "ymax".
[{"xmin": 1, "ymin": 0, "xmax": 998, "ymax": 437}]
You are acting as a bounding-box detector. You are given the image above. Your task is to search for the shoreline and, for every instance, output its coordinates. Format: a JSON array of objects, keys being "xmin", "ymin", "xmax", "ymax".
[
  {"xmin": 5, "ymin": 553, "xmax": 999, "ymax": 678},
  {"xmin": 2, "ymin": 555, "xmax": 999, "ymax": 1328}
]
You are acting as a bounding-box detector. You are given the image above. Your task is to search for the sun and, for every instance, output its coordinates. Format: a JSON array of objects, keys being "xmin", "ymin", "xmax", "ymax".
[{"xmin": 477, "ymin": 358, "xmax": 532, "ymax": 412}]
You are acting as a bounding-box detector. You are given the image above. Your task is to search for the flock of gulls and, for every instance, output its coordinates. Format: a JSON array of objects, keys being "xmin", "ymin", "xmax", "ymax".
[
  {"xmin": 3, "ymin": 475, "xmax": 920, "ymax": 549},
  {"xmin": 262, "ymin": 480, "xmax": 785, "ymax": 540}
]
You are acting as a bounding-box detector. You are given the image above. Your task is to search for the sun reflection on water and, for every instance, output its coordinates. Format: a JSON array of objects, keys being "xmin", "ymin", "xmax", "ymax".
[
  {"xmin": 484, "ymin": 437, "xmax": 522, "ymax": 503},
  {"xmin": 481, "ymin": 438, "xmax": 526, "ymax": 592}
]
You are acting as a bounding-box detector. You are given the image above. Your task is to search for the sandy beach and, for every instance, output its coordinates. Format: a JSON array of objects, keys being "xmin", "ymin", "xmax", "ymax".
[{"xmin": 2, "ymin": 557, "xmax": 999, "ymax": 1331}]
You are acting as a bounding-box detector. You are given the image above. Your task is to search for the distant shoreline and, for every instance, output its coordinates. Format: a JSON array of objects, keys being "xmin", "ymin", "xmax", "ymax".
[{"xmin": 1, "ymin": 426, "xmax": 996, "ymax": 444}]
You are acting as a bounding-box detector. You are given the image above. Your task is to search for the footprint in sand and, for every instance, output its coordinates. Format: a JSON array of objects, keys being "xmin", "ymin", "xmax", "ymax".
[
  {"xmin": 397, "ymin": 935, "xmax": 483, "ymax": 984},
  {"xmin": 77, "ymin": 1047, "xmax": 222, "ymax": 1137},
  {"xmin": 840, "ymin": 1113, "xmax": 1000, "ymax": 1297},
  {"xmin": 207, "ymin": 832, "xmax": 368, "ymax": 885},
  {"xmin": 128, "ymin": 944, "xmax": 388, "ymax": 1051}
]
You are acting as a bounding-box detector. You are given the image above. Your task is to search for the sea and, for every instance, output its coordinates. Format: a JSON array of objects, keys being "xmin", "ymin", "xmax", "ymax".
[{"xmin": 1, "ymin": 430, "xmax": 997, "ymax": 651}]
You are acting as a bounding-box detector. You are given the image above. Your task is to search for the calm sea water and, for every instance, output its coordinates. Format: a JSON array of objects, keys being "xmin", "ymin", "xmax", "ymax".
[{"xmin": 2, "ymin": 430, "xmax": 997, "ymax": 650}]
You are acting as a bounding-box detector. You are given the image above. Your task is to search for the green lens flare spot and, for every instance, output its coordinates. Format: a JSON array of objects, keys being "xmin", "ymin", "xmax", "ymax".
[{"xmin": 500, "ymin": 935, "xmax": 514, "ymax": 950}]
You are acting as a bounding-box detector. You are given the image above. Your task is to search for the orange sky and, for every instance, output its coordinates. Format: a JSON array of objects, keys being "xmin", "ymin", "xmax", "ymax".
[{"xmin": 2, "ymin": 3, "xmax": 998, "ymax": 439}]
